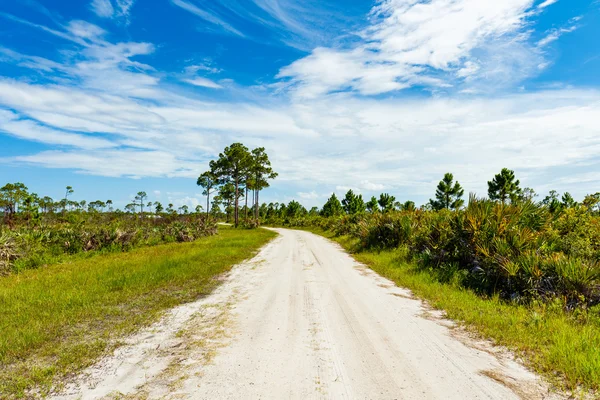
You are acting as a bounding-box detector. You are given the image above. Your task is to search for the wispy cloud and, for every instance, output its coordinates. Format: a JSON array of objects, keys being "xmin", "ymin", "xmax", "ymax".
[
  {"xmin": 90, "ymin": 0, "xmax": 114, "ymax": 18},
  {"xmin": 184, "ymin": 77, "xmax": 223, "ymax": 89},
  {"xmin": 170, "ymin": 0, "xmax": 245, "ymax": 37},
  {"xmin": 277, "ymin": 0, "xmax": 560, "ymax": 98},
  {"xmin": 0, "ymin": 3, "xmax": 597, "ymax": 206},
  {"xmin": 90, "ymin": 0, "xmax": 135, "ymax": 23},
  {"xmin": 537, "ymin": 0, "xmax": 559, "ymax": 9}
]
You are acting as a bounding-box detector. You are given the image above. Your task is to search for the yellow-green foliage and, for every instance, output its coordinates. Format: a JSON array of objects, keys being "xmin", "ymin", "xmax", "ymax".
[
  {"xmin": 304, "ymin": 198, "xmax": 600, "ymax": 306},
  {"xmin": 325, "ymin": 232, "xmax": 600, "ymax": 393},
  {"xmin": 0, "ymin": 226, "xmax": 276, "ymax": 398}
]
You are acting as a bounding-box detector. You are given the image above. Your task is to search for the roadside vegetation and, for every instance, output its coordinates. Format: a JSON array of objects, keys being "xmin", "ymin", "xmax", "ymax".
[
  {"xmin": 261, "ymin": 168, "xmax": 600, "ymax": 393},
  {"xmin": 0, "ymin": 184, "xmax": 217, "ymax": 276},
  {"xmin": 0, "ymin": 226, "xmax": 276, "ymax": 398},
  {"xmin": 0, "ymin": 142, "xmax": 281, "ymax": 398}
]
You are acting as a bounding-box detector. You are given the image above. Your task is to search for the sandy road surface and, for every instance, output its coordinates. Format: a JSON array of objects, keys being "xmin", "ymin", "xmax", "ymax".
[{"xmin": 54, "ymin": 228, "xmax": 560, "ymax": 400}]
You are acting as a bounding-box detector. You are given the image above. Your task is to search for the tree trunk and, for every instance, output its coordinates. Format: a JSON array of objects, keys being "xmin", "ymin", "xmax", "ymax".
[
  {"xmin": 206, "ymin": 191, "xmax": 210, "ymax": 219},
  {"xmin": 234, "ymin": 177, "xmax": 239, "ymax": 227},
  {"xmin": 255, "ymin": 189, "xmax": 259, "ymax": 223},
  {"xmin": 245, "ymin": 184, "xmax": 248, "ymax": 221}
]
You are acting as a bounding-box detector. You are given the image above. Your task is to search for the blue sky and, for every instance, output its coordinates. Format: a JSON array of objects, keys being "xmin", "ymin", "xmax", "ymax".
[{"xmin": 0, "ymin": 0, "xmax": 599, "ymax": 210}]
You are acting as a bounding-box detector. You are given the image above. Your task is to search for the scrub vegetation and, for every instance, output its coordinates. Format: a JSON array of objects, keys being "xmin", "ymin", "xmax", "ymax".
[{"xmin": 263, "ymin": 168, "xmax": 600, "ymax": 393}]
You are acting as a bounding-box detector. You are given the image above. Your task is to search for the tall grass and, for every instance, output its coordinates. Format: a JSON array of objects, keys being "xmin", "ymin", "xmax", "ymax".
[{"xmin": 0, "ymin": 226, "xmax": 277, "ymax": 398}]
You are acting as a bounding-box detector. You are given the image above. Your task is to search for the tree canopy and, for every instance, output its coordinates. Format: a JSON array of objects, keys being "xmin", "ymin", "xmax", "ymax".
[
  {"xmin": 488, "ymin": 168, "xmax": 522, "ymax": 204},
  {"xmin": 430, "ymin": 173, "xmax": 464, "ymax": 210}
]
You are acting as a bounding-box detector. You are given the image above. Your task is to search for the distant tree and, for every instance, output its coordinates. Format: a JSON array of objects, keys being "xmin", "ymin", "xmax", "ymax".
[
  {"xmin": 308, "ymin": 206, "xmax": 319, "ymax": 216},
  {"xmin": 40, "ymin": 196, "xmax": 54, "ymax": 213},
  {"xmin": 197, "ymin": 171, "xmax": 217, "ymax": 218},
  {"xmin": 154, "ymin": 201, "xmax": 164, "ymax": 214},
  {"xmin": 286, "ymin": 200, "xmax": 306, "ymax": 218},
  {"xmin": 561, "ymin": 192, "xmax": 577, "ymax": 208},
  {"xmin": 63, "ymin": 186, "xmax": 74, "ymax": 212},
  {"xmin": 125, "ymin": 203, "xmax": 136, "ymax": 213},
  {"xmin": 166, "ymin": 203, "xmax": 175, "ymax": 214},
  {"xmin": 542, "ymin": 190, "xmax": 562, "ymax": 213},
  {"xmin": 134, "ymin": 191, "xmax": 148, "ymax": 214},
  {"xmin": 488, "ymin": 168, "xmax": 521, "ymax": 204},
  {"xmin": 88, "ymin": 201, "xmax": 101, "ymax": 212},
  {"xmin": 179, "ymin": 205, "xmax": 189, "ymax": 214},
  {"xmin": 0, "ymin": 182, "xmax": 29, "ymax": 220},
  {"xmin": 583, "ymin": 192, "xmax": 600, "ymax": 213},
  {"xmin": 106, "ymin": 199, "xmax": 113, "ymax": 212},
  {"xmin": 520, "ymin": 187, "xmax": 537, "ymax": 202},
  {"xmin": 378, "ymin": 193, "xmax": 396, "ymax": 213},
  {"xmin": 249, "ymin": 147, "xmax": 278, "ymax": 222},
  {"xmin": 210, "ymin": 143, "xmax": 253, "ymax": 227},
  {"xmin": 321, "ymin": 193, "xmax": 344, "ymax": 217},
  {"xmin": 366, "ymin": 196, "xmax": 379, "ymax": 213},
  {"xmin": 195, "ymin": 205, "xmax": 203, "ymax": 213},
  {"xmin": 342, "ymin": 190, "xmax": 366, "ymax": 215},
  {"xmin": 430, "ymin": 173, "xmax": 464, "ymax": 210},
  {"xmin": 22, "ymin": 195, "xmax": 40, "ymax": 224},
  {"xmin": 401, "ymin": 200, "xmax": 416, "ymax": 211}
]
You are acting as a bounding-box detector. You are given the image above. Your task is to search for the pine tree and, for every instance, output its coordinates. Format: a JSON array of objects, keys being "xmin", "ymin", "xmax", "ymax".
[
  {"xmin": 321, "ymin": 193, "xmax": 343, "ymax": 217},
  {"xmin": 430, "ymin": 173, "xmax": 464, "ymax": 210},
  {"xmin": 342, "ymin": 190, "xmax": 366, "ymax": 214},
  {"xmin": 377, "ymin": 193, "xmax": 396, "ymax": 213},
  {"xmin": 487, "ymin": 168, "xmax": 521, "ymax": 204},
  {"xmin": 366, "ymin": 196, "xmax": 379, "ymax": 213}
]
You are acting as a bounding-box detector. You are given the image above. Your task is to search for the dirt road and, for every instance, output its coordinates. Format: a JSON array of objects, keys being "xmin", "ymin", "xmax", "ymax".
[{"xmin": 55, "ymin": 228, "xmax": 559, "ymax": 399}]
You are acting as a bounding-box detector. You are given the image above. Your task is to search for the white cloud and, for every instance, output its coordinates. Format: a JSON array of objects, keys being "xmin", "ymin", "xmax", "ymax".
[
  {"xmin": 0, "ymin": 6, "xmax": 597, "ymax": 207},
  {"xmin": 89, "ymin": 0, "xmax": 135, "ymax": 23},
  {"xmin": 298, "ymin": 191, "xmax": 319, "ymax": 199},
  {"xmin": 66, "ymin": 20, "xmax": 106, "ymax": 40},
  {"xmin": 184, "ymin": 77, "xmax": 223, "ymax": 89},
  {"xmin": 278, "ymin": 0, "xmax": 554, "ymax": 97},
  {"xmin": 538, "ymin": 26, "xmax": 578, "ymax": 47},
  {"xmin": 170, "ymin": 0, "xmax": 244, "ymax": 37},
  {"xmin": 537, "ymin": 0, "xmax": 558, "ymax": 9},
  {"xmin": 0, "ymin": 109, "xmax": 115, "ymax": 150},
  {"xmin": 90, "ymin": 0, "xmax": 114, "ymax": 18},
  {"xmin": 360, "ymin": 180, "xmax": 386, "ymax": 191}
]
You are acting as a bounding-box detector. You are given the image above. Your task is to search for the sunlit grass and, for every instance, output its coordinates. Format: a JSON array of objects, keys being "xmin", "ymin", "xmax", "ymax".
[
  {"xmin": 0, "ymin": 226, "xmax": 277, "ymax": 398},
  {"xmin": 312, "ymin": 229, "xmax": 600, "ymax": 395}
]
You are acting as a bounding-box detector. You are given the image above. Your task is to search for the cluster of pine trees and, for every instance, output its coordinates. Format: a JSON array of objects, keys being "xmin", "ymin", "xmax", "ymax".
[
  {"xmin": 315, "ymin": 168, "xmax": 597, "ymax": 217},
  {"xmin": 197, "ymin": 143, "xmax": 277, "ymax": 227}
]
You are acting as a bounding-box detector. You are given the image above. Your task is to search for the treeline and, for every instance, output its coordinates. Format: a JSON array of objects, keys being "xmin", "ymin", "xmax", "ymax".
[
  {"xmin": 264, "ymin": 168, "xmax": 600, "ymax": 308},
  {"xmin": 0, "ymin": 183, "xmax": 217, "ymax": 276}
]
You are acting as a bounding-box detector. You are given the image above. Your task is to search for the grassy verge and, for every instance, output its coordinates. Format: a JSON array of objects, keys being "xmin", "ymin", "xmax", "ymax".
[
  {"xmin": 308, "ymin": 228, "xmax": 599, "ymax": 396},
  {"xmin": 0, "ymin": 226, "xmax": 276, "ymax": 398}
]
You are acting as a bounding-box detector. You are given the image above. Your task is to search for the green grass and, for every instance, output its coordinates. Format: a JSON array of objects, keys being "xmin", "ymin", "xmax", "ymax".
[
  {"xmin": 309, "ymin": 228, "xmax": 600, "ymax": 396},
  {"xmin": 0, "ymin": 226, "xmax": 277, "ymax": 398}
]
